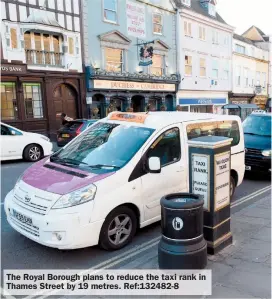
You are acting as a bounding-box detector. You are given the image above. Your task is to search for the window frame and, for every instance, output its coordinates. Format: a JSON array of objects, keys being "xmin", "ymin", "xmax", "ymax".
[
  {"xmin": 184, "ymin": 21, "xmax": 192, "ymax": 37},
  {"xmin": 10, "ymin": 27, "xmax": 18, "ymax": 49},
  {"xmin": 103, "ymin": 0, "xmax": 118, "ymax": 24},
  {"xmin": 199, "ymin": 26, "xmax": 206, "ymax": 41},
  {"xmin": 182, "ymin": 0, "xmax": 191, "ymax": 6},
  {"xmin": 150, "ymin": 54, "xmax": 165, "ymax": 76},
  {"xmin": 185, "ymin": 55, "xmax": 192, "ymax": 76},
  {"xmin": 0, "ymin": 82, "xmax": 18, "ymax": 121},
  {"xmin": 104, "ymin": 47, "xmax": 124, "ymax": 73},
  {"xmin": 23, "ymin": 83, "xmax": 44, "ymax": 119},
  {"xmin": 152, "ymin": 12, "xmax": 163, "ymax": 35},
  {"xmin": 147, "ymin": 127, "xmax": 181, "ymax": 168},
  {"xmin": 236, "ymin": 66, "xmax": 241, "ymax": 86},
  {"xmin": 212, "ymin": 30, "xmax": 219, "ymax": 45},
  {"xmin": 262, "ymin": 72, "xmax": 266, "ymax": 88},
  {"xmin": 199, "ymin": 57, "xmax": 206, "ymax": 77},
  {"xmin": 244, "ymin": 68, "xmax": 249, "ymax": 87}
]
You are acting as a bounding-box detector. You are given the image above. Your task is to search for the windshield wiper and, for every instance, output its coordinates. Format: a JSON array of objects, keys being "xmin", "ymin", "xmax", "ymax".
[
  {"xmin": 87, "ymin": 164, "xmax": 121, "ymax": 169},
  {"xmin": 50, "ymin": 157, "xmax": 89, "ymax": 166}
]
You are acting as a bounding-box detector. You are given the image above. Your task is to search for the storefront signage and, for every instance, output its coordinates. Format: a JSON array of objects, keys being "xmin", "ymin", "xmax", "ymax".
[
  {"xmin": 191, "ymin": 154, "xmax": 210, "ymax": 211},
  {"xmin": 214, "ymin": 151, "xmax": 230, "ymax": 211},
  {"xmin": 93, "ymin": 80, "xmax": 175, "ymax": 92},
  {"xmin": 126, "ymin": 0, "xmax": 146, "ymax": 38},
  {"xmin": 1, "ymin": 64, "xmax": 27, "ymax": 74},
  {"xmin": 231, "ymin": 100, "xmax": 248, "ymax": 104},
  {"xmin": 179, "ymin": 98, "xmax": 227, "ymax": 105}
]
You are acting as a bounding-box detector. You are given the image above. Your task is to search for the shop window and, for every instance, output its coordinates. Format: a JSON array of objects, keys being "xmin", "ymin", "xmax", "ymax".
[
  {"xmin": 150, "ymin": 54, "xmax": 164, "ymax": 76},
  {"xmin": 184, "ymin": 21, "xmax": 192, "ymax": 37},
  {"xmin": 23, "ymin": 83, "xmax": 44, "ymax": 119},
  {"xmin": 185, "ymin": 55, "xmax": 192, "ymax": 76},
  {"xmin": 147, "ymin": 128, "xmax": 181, "ymax": 167},
  {"xmin": 199, "ymin": 58, "xmax": 206, "ymax": 77},
  {"xmin": 103, "ymin": 0, "xmax": 117, "ymax": 23},
  {"xmin": 153, "ymin": 13, "xmax": 163, "ymax": 35},
  {"xmin": 10, "ymin": 28, "xmax": 18, "ymax": 49},
  {"xmin": 105, "ymin": 47, "xmax": 123, "ymax": 73},
  {"xmin": 186, "ymin": 121, "xmax": 240, "ymax": 147},
  {"xmin": 1, "ymin": 82, "xmax": 18, "ymax": 120}
]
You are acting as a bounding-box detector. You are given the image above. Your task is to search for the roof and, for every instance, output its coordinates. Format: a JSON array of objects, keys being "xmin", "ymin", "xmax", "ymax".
[
  {"xmin": 173, "ymin": 0, "xmax": 227, "ymax": 25},
  {"xmin": 24, "ymin": 9, "xmax": 61, "ymax": 27},
  {"xmin": 242, "ymin": 25, "xmax": 268, "ymax": 42},
  {"xmin": 104, "ymin": 112, "xmax": 241, "ymax": 130},
  {"xmin": 233, "ymin": 33, "xmax": 255, "ymax": 45}
]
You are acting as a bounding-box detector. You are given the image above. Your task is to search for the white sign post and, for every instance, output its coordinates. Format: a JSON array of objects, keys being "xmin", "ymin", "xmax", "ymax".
[{"xmin": 126, "ymin": 0, "xmax": 146, "ymax": 38}]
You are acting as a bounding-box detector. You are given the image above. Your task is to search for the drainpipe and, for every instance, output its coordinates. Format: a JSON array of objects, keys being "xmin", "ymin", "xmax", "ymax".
[{"xmin": 175, "ymin": 8, "xmax": 181, "ymax": 108}]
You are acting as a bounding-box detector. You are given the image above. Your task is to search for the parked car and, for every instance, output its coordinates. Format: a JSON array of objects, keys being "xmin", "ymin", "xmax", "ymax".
[
  {"xmin": 4, "ymin": 112, "xmax": 245, "ymax": 251},
  {"xmin": 57, "ymin": 119, "xmax": 97, "ymax": 147},
  {"xmin": 243, "ymin": 111, "xmax": 271, "ymax": 173},
  {"xmin": 0, "ymin": 122, "xmax": 53, "ymax": 162}
]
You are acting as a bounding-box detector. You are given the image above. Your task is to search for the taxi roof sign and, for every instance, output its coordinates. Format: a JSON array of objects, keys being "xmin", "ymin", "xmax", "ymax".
[{"xmin": 109, "ymin": 112, "xmax": 148, "ymax": 124}]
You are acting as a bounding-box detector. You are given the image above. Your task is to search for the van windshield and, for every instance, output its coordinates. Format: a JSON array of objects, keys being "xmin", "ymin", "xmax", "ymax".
[
  {"xmin": 243, "ymin": 115, "xmax": 271, "ymax": 137},
  {"xmin": 51, "ymin": 122, "xmax": 154, "ymax": 171}
]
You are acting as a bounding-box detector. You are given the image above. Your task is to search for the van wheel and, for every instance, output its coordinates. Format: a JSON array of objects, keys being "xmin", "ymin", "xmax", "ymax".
[
  {"xmin": 99, "ymin": 206, "xmax": 137, "ymax": 251},
  {"xmin": 23, "ymin": 144, "xmax": 43, "ymax": 162},
  {"xmin": 230, "ymin": 176, "xmax": 236, "ymax": 200}
]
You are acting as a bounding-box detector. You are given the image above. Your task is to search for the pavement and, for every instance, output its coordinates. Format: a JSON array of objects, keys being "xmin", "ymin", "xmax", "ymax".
[{"xmin": 108, "ymin": 195, "xmax": 271, "ymax": 299}]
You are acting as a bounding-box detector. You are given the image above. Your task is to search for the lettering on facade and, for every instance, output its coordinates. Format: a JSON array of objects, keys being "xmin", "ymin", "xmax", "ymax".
[
  {"xmin": 198, "ymin": 99, "xmax": 213, "ymax": 105},
  {"xmin": 191, "ymin": 154, "xmax": 210, "ymax": 210},
  {"xmin": 214, "ymin": 151, "xmax": 230, "ymax": 211},
  {"xmin": 1, "ymin": 64, "xmax": 27, "ymax": 74},
  {"xmin": 93, "ymin": 80, "xmax": 175, "ymax": 92}
]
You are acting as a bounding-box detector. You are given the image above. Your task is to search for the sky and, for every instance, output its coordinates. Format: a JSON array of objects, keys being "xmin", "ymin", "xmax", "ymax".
[{"xmin": 216, "ymin": 0, "xmax": 272, "ymax": 35}]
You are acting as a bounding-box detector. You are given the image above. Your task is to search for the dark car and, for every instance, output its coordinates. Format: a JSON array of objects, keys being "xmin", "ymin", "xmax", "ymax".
[
  {"xmin": 57, "ymin": 119, "xmax": 97, "ymax": 147},
  {"xmin": 243, "ymin": 112, "xmax": 271, "ymax": 173}
]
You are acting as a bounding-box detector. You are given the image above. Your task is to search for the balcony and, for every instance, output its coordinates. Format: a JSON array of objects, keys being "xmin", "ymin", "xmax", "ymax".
[{"xmin": 25, "ymin": 49, "xmax": 64, "ymax": 67}]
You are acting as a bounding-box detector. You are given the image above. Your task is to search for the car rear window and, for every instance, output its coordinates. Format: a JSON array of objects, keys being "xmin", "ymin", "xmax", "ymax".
[{"xmin": 64, "ymin": 121, "xmax": 84, "ymax": 130}]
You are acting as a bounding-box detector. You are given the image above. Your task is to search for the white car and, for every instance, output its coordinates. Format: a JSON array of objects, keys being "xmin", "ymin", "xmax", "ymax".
[{"xmin": 0, "ymin": 122, "xmax": 53, "ymax": 162}]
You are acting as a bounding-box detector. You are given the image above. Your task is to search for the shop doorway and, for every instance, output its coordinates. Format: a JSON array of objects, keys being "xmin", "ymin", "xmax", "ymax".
[
  {"xmin": 131, "ymin": 95, "xmax": 144, "ymax": 112},
  {"xmin": 165, "ymin": 95, "xmax": 174, "ymax": 111},
  {"xmin": 53, "ymin": 84, "xmax": 78, "ymax": 129},
  {"xmin": 190, "ymin": 105, "xmax": 213, "ymax": 113},
  {"xmin": 91, "ymin": 94, "xmax": 105, "ymax": 119},
  {"xmin": 109, "ymin": 97, "xmax": 123, "ymax": 113},
  {"xmin": 148, "ymin": 97, "xmax": 161, "ymax": 111}
]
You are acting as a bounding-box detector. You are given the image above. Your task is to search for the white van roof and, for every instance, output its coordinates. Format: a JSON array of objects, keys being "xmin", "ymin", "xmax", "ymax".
[{"xmin": 105, "ymin": 112, "xmax": 241, "ymax": 130}]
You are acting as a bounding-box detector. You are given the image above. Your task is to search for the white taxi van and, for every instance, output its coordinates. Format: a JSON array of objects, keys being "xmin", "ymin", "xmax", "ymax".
[{"xmin": 4, "ymin": 112, "xmax": 245, "ymax": 250}]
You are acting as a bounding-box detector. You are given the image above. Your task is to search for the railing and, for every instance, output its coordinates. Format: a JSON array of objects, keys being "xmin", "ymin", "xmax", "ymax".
[{"xmin": 25, "ymin": 49, "xmax": 64, "ymax": 67}]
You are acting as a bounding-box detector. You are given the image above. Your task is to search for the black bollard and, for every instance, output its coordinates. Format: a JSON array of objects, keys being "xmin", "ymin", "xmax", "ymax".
[{"xmin": 158, "ymin": 193, "xmax": 207, "ymax": 269}]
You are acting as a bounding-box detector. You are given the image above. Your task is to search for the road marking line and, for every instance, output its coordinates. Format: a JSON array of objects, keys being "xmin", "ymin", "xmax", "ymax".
[
  {"xmin": 25, "ymin": 239, "xmax": 160, "ymax": 299},
  {"xmin": 231, "ymin": 186, "xmax": 271, "ymax": 208}
]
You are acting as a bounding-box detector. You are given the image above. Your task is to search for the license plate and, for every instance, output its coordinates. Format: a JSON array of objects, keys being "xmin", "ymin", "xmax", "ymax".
[
  {"xmin": 12, "ymin": 209, "xmax": 32, "ymax": 225},
  {"xmin": 62, "ymin": 134, "xmax": 70, "ymax": 138},
  {"xmin": 245, "ymin": 166, "xmax": 251, "ymax": 171}
]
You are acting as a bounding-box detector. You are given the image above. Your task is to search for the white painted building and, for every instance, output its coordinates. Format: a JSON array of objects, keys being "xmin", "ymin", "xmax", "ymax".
[{"xmin": 174, "ymin": 0, "xmax": 234, "ymax": 114}]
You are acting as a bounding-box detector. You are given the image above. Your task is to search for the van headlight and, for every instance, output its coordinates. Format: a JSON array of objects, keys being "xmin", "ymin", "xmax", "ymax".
[
  {"xmin": 262, "ymin": 150, "xmax": 272, "ymax": 157},
  {"xmin": 52, "ymin": 184, "xmax": 97, "ymax": 209}
]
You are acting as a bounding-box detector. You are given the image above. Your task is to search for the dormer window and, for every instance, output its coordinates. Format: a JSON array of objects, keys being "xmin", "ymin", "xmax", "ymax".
[
  {"xmin": 182, "ymin": 0, "xmax": 191, "ymax": 6},
  {"xmin": 209, "ymin": 3, "xmax": 216, "ymax": 17}
]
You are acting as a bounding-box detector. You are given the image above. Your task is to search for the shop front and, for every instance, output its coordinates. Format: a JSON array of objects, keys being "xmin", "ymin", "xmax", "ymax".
[
  {"xmin": 1, "ymin": 62, "xmax": 85, "ymax": 139},
  {"xmin": 253, "ymin": 95, "xmax": 268, "ymax": 110},
  {"xmin": 178, "ymin": 96, "xmax": 227, "ymax": 114},
  {"xmin": 86, "ymin": 67, "xmax": 179, "ymax": 119}
]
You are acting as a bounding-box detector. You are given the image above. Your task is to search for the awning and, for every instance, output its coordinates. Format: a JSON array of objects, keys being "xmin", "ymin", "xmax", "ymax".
[{"xmin": 221, "ymin": 103, "xmax": 259, "ymax": 109}]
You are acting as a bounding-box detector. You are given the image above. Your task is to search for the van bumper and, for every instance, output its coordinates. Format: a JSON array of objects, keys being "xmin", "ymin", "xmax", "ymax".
[
  {"xmin": 4, "ymin": 191, "xmax": 104, "ymax": 250},
  {"xmin": 245, "ymin": 155, "xmax": 271, "ymax": 173}
]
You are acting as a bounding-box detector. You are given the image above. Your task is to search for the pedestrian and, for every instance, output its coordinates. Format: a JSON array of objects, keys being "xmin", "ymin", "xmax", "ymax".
[
  {"xmin": 160, "ymin": 105, "xmax": 166, "ymax": 111},
  {"xmin": 60, "ymin": 113, "xmax": 73, "ymax": 126}
]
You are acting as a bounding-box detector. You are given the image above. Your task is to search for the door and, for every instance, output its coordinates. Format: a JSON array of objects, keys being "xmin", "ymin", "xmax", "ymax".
[
  {"xmin": 0, "ymin": 124, "xmax": 23, "ymax": 159},
  {"xmin": 141, "ymin": 125, "xmax": 187, "ymax": 221},
  {"xmin": 53, "ymin": 84, "xmax": 78, "ymax": 129}
]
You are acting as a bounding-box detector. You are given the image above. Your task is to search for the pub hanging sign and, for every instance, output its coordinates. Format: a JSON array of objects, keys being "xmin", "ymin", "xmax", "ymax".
[{"xmin": 137, "ymin": 39, "xmax": 154, "ymax": 66}]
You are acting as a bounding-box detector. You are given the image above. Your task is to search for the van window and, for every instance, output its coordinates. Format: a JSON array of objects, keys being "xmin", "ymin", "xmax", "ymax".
[
  {"xmin": 147, "ymin": 128, "xmax": 181, "ymax": 166},
  {"xmin": 186, "ymin": 121, "xmax": 240, "ymax": 146}
]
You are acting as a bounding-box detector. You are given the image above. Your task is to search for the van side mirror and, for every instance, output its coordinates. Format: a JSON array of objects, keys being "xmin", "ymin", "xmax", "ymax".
[{"xmin": 147, "ymin": 157, "xmax": 161, "ymax": 174}]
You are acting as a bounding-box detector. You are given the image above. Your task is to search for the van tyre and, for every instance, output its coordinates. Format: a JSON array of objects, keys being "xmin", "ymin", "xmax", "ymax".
[
  {"xmin": 99, "ymin": 206, "xmax": 137, "ymax": 251},
  {"xmin": 23, "ymin": 144, "xmax": 42, "ymax": 162},
  {"xmin": 230, "ymin": 176, "xmax": 236, "ymax": 200}
]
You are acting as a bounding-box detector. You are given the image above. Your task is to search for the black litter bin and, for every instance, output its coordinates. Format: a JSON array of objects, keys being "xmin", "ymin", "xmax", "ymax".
[{"xmin": 158, "ymin": 193, "xmax": 207, "ymax": 269}]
